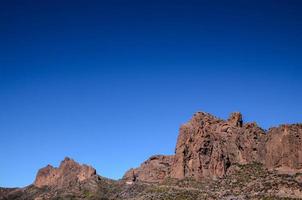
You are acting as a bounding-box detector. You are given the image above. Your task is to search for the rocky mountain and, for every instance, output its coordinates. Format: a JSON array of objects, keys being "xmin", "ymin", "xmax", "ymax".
[
  {"xmin": 1, "ymin": 111, "xmax": 302, "ymax": 199},
  {"xmin": 0, "ymin": 158, "xmax": 123, "ymax": 200},
  {"xmin": 34, "ymin": 157, "xmax": 97, "ymax": 188},
  {"xmin": 170, "ymin": 112, "xmax": 267, "ymax": 180},
  {"xmin": 125, "ymin": 112, "xmax": 302, "ymax": 183}
]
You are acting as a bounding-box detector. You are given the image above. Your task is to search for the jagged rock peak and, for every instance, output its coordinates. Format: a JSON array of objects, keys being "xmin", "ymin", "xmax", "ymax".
[
  {"xmin": 189, "ymin": 111, "xmax": 222, "ymax": 123},
  {"xmin": 185, "ymin": 111, "xmax": 244, "ymax": 128},
  {"xmin": 165, "ymin": 111, "xmax": 269, "ymax": 181},
  {"xmin": 34, "ymin": 157, "xmax": 96, "ymax": 188},
  {"xmin": 228, "ymin": 112, "xmax": 243, "ymax": 127}
]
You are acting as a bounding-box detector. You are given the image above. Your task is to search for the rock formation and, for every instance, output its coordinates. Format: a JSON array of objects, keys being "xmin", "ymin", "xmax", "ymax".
[
  {"xmin": 34, "ymin": 157, "xmax": 96, "ymax": 188},
  {"xmin": 265, "ymin": 124, "xmax": 302, "ymax": 174},
  {"xmin": 123, "ymin": 111, "xmax": 302, "ymax": 182},
  {"xmin": 228, "ymin": 112, "xmax": 243, "ymax": 127},
  {"xmin": 170, "ymin": 111, "xmax": 267, "ymax": 180},
  {"xmin": 123, "ymin": 155, "xmax": 174, "ymax": 183},
  {"xmin": 1, "ymin": 110, "xmax": 302, "ymax": 200}
]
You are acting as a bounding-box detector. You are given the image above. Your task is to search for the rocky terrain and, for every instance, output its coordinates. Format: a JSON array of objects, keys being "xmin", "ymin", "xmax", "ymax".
[{"xmin": 1, "ymin": 111, "xmax": 302, "ymax": 199}]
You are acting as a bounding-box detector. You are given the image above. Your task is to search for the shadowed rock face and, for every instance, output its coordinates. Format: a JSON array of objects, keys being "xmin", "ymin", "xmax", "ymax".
[
  {"xmin": 265, "ymin": 124, "xmax": 302, "ymax": 174},
  {"xmin": 34, "ymin": 157, "xmax": 96, "ymax": 188}
]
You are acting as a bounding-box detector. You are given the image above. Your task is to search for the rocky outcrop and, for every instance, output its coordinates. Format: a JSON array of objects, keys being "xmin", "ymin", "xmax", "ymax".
[
  {"xmin": 228, "ymin": 112, "xmax": 243, "ymax": 127},
  {"xmin": 170, "ymin": 112, "xmax": 266, "ymax": 180},
  {"xmin": 2, "ymin": 162, "xmax": 302, "ymax": 199},
  {"xmin": 265, "ymin": 124, "xmax": 302, "ymax": 174},
  {"xmin": 34, "ymin": 157, "xmax": 96, "ymax": 188},
  {"xmin": 123, "ymin": 155, "xmax": 174, "ymax": 183},
  {"xmin": 123, "ymin": 111, "xmax": 302, "ymax": 182},
  {"xmin": 1, "ymin": 111, "xmax": 302, "ymax": 200}
]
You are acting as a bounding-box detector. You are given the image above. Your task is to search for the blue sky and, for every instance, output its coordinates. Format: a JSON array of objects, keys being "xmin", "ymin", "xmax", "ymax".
[{"xmin": 0, "ymin": 0, "xmax": 302, "ymax": 187}]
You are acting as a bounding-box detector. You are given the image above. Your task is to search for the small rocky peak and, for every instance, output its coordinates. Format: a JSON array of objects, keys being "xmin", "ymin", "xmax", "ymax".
[
  {"xmin": 63, "ymin": 156, "xmax": 72, "ymax": 162},
  {"xmin": 123, "ymin": 155, "xmax": 174, "ymax": 183},
  {"xmin": 34, "ymin": 157, "xmax": 96, "ymax": 188},
  {"xmin": 59, "ymin": 157, "xmax": 79, "ymax": 169},
  {"xmin": 228, "ymin": 112, "xmax": 243, "ymax": 127},
  {"xmin": 188, "ymin": 111, "xmax": 221, "ymax": 128}
]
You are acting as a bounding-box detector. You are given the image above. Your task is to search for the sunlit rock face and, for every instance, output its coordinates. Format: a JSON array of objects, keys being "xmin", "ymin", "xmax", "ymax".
[
  {"xmin": 124, "ymin": 111, "xmax": 302, "ymax": 182},
  {"xmin": 170, "ymin": 112, "xmax": 266, "ymax": 180},
  {"xmin": 2, "ymin": 111, "xmax": 302, "ymax": 200},
  {"xmin": 265, "ymin": 124, "xmax": 302, "ymax": 174},
  {"xmin": 123, "ymin": 155, "xmax": 174, "ymax": 183},
  {"xmin": 34, "ymin": 157, "xmax": 96, "ymax": 188}
]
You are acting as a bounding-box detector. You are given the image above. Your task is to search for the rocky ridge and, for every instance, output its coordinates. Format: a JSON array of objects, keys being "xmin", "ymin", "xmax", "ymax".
[
  {"xmin": 1, "ymin": 111, "xmax": 302, "ymax": 200},
  {"xmin": 126, "ymin": 112, "xmax": 302, "ymax": 183}
]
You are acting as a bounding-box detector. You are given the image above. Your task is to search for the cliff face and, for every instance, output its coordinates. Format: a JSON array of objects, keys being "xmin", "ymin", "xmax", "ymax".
[
  {"xmin": 123, "ymin": 111, "xmax": 302, "ymax": 182},
  {"xmin": 170, "ymin": 112, "xmax": 266, "ymax": 180},
  {"xmin": 265, "ymin": 124, "xmax": 302, "ymax": 174}
]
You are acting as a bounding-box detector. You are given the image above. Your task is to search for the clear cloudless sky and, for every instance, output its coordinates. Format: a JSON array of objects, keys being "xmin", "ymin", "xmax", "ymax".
[{"xmin": 0, "ymin": 0, "xmax": 302, "ymax": 187}]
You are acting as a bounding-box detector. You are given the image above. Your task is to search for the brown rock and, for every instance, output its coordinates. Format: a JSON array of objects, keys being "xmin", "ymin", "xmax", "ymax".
[
  {"xmin": 34, "ymin": 157, "xmax": 96, "ymax": 188},
  {"xmin": 170, "ymin": 112, "xmax": 266, "ymax": 180},
  {"xmin": 124, "ymin": 112, "xmax": 269, "ymax": 182},
  {"xmin": 265, "ymin": 124, "xmax": 302, "ymax": 174},
  {"xmin": 228, "ymin": 112, "xmax": 243, "ymax": 127},
  {"xmin": 3, "ymin": 111, "xmax": 302, "ymax": 200},
  {"xmin": 123, "ymin": 155, "xmax": 174, "ymax": 183},
  {"xmin": 168, "ymin": 112, "xmax": 302, "ymax": 181}
]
